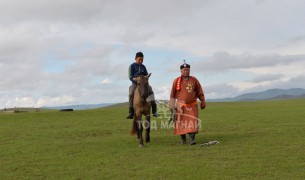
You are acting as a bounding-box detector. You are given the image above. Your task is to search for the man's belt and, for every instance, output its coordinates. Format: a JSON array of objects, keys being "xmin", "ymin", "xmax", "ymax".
[{"xmin": 177, "ymin": 101, "xmax": 197, "ymax": 108}]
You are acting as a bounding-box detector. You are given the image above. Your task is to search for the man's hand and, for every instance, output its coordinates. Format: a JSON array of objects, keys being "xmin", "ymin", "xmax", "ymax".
[
  {"xmin": 200, "ymin": 101, "xmax": 206, "ymax": 109},
  {"xmin": 169, "ymin": 108, "xmax": 176, "ymax": 124}
]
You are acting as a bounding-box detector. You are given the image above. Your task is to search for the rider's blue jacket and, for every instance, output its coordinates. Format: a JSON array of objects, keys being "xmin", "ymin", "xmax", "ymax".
[{"xmin": 128, "ymin": 63, "xmax": 148, "ymax": 84}]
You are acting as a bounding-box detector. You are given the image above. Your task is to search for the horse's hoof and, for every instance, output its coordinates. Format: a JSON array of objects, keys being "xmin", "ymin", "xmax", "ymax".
[
  {"xmin": 145, "ymin": 139, "xmax": 150, "ymax": 143},
  {"xmin": 139, "ymin": 144, "xmax": 144, "ymax": 147}
]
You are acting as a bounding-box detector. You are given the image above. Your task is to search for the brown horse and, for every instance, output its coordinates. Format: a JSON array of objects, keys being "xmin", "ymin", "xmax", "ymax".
[{"xmin": 130, "ymin": 73, "xmax": 152, "ymax": 147}]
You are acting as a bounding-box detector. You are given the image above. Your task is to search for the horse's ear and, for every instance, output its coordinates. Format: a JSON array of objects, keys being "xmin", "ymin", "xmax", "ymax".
[{"xmin": 145, "ymin": 73, "xmax": 151, "ymax": 79}]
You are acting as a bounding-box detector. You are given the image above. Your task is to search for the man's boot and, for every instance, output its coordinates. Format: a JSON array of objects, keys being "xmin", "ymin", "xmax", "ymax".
[
  {"xmin": 151, "ymin": 101, "xmax": 159, "ymax": 117},
  {"xmin": 126, "ymin": 107, "xmax": 134, "ymax": 119},
  {"xmin": 181, "ymin": 134, "xmax": 187, "ymax": 144},
  {"xmin": 189, "ymin": 133, "xmax": 196, "ymax": 145}
]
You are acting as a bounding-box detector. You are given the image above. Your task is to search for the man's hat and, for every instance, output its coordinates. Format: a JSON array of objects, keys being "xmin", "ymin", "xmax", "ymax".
[{"xmin": 180, "ymin": 60, "xmax": 190, "ymax": 69}]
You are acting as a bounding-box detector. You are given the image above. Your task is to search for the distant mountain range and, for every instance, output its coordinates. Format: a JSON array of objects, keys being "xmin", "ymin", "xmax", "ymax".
[
  {"xmin": 40, "ymin": 88, "xmax": 305, "ymax": 110},
  {"xmin": 208, "ymin": 88, "xmax": 305, "ymax": 102},
  {"xmin": 42, "ymin": 103, "xmax": 114, "ymax": 110}
]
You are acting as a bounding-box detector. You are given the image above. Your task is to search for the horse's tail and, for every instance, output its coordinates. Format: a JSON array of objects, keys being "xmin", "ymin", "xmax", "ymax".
[{"xmin": 130, "ymin": 118, "xmax": 137, "ymax": 136}]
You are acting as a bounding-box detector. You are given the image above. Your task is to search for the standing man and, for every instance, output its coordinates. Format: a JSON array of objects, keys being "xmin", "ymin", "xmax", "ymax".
[
  {"xmin": 169, "ymin": 60, "xmax": 206, "ymax": 145},
  {"xmin": 127, "ymin": 52, "xmax": 159, "ymax": 119}
]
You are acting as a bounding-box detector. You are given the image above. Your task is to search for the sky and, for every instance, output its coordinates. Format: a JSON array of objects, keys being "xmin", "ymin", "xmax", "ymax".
[{"xmin": 1, "ymin": 0, "xmax": 305, "ymax": 108}]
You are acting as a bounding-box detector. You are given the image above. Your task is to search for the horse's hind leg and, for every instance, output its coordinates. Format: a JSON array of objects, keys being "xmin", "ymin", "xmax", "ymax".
[
  {"xmin": 130, "ymin": 116, "xmax": 137, "ymax": 136},
  {"xmin": 145, "ymin": 115, "xmax": 151, "ymax": 143}
]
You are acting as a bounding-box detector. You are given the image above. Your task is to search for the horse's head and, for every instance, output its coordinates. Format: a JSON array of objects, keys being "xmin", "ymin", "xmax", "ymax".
[{"xmin": 133, "ymin": 73, "xmax": 151, "ymax": 100}]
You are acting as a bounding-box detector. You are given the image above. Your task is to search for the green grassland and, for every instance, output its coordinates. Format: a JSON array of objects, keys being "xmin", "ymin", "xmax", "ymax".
[{"xmin": 1, "ymin": 99, "xmax": 305, "ymax": 179}]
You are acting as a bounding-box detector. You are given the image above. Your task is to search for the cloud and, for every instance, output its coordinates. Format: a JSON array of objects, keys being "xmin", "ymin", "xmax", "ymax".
[
  {"xmin": 202, "ymin": 73, "xmax": 305, "ymax": 99},
  {"xmin": 5, "ymin": 97, "xmax": 36, "ymax": 108},
  {"xmin": 101, "ymin": 79, "xmax": 112, "ymax": 84},
  {"xmin": 153, "ymin": 84, "xmax": 172, "ymax": 101},
  {"xmin": 192, "ymin": 51, "xmax": 305, "ymax": 73},
  {"xmin": 2, "ymin": 0, "xmax": 304, "ymax": 55},
  {"xmin": 249, "ymin": 74, "xmax": 284, "ymax": 83},
  {"xmin": 255, "ymin": 0, "xmax": 268, "ymax": 4},
  {"xmin": 286, "ymin": 35, "xmax": 305, "ymax": 45},
  {"xmin": 270, "ymin": 74, "xmax": 305, "ymax": 90},
  {"xmin": 0, "ymin": 0, "xmax": 103, "ymax": 24},
  {"xmin": 204, "ymin": 83, "xmax": 241, "ymax": 99},
  {"xmin": 231, "ymin": 73, "xmax": 305, "ymax": 94},
  {"xmin": 1, "ymin": 0, "xmax": 305, "ymax": 108}
]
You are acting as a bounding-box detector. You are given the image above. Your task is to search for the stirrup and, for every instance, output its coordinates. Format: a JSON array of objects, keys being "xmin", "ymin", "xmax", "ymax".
[{"xmin": 152, "ymin": 112, "xmax": 160, "ymax": 117}]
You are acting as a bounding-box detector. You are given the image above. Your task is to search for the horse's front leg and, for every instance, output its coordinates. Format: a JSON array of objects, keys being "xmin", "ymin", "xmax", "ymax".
[
  {"xmin": 145, "ymin": 114, "xmax": 151, "ymax": 143},
  {"xmin": 136, "ymin": 113, "xmax": 144, "ymax": 147}
]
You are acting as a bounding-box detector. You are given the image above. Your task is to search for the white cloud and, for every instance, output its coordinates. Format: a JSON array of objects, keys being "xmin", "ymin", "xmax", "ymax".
[
  {"xmin": 2, "ymin": 95, "xmax": 76, "ymax": 108},
  {"xmin": 36, "ymin": 95, "xmax": 75, "ymax": 107},
  {"xmin": 5, "ymin": 97, "xmax": 36, "ymax": 108},
  {"xmin": 154, "ymin": 84, "xmax": 172, "ymax": 101},
  {"xmin": 204, "ymin": 83, "xmax": 240, "ymax": 99},
  {"xmin": 192, "ymin": 51, "xmax": 305, "ymax": 73},
  {"xmin": 101, "ymin": 79, "xmax": 112, "ymax": 84},
  {"xmin": 248, "ymin": 74, "xmax": 284, "ymax": 83}
]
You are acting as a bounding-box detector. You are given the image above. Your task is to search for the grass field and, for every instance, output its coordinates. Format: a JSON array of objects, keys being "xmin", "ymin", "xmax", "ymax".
[{"xmin": 1, "ymin": 99, "xmax": 305, "ymax": 179}]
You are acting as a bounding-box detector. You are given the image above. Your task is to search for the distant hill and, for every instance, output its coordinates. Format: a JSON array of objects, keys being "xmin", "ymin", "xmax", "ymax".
[
  {"xmin": 0, "ymin": 107, "xmax": 53, "ymax": 113},
  {"xmin": 5, "ymin": 89, "xmax": 303, "ymax": 111},
  {"xmin": 102, "ymin": 88, "xmax": 305, "ymax": 107},
  {"xmin": 208, "ymin": 88, "xmax": 305, "ymax": 102},
  {"xmin": 42, "ymin": 103, "xmax": 114, "ymax": 110},
  {"xmin": 102, "ymin": 102, "xmax": 129, "ymax": 108}
]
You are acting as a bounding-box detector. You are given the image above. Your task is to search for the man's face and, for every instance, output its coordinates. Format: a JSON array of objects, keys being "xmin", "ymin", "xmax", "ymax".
[
  {"xmin": 135, "ymin": 57, "xmax": 144, "ymax": 64},
  {"xmin": 181, "ymin": 68, "xmax": 190, "ymax": 77}
]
